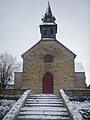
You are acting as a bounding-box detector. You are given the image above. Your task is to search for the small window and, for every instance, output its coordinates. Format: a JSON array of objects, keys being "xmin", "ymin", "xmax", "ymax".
[
  {"xmin": 50, "ymin": 29, "xmax": 53, "ymax": 35},
  {"xmin": 43, "ymin": 29, "xmax": 47, "ymax": 35}
]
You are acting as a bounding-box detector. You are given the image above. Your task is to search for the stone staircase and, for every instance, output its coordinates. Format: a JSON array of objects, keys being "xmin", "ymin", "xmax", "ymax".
[{"xmin": 16, "ymin": 94, "xmax": 70, "ymax": 120}]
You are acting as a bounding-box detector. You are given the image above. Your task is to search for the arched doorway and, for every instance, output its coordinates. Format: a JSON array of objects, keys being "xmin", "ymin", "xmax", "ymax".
[{"xmin": 43, "ymin": 73, "xmax": 53, "ymax": 94}]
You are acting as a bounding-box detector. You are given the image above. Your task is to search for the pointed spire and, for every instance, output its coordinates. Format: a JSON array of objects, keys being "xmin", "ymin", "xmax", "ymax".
[
  {"xmin": 46, "ymin": 2, "xmax": 52, "ymax": 16},
  {"xmin": 40, "ymin": 2, "xmax": 57, "ymax": 40},
  {"xmin": 42, "ymin": 2, "xmax": 56, "ymax": 23}
]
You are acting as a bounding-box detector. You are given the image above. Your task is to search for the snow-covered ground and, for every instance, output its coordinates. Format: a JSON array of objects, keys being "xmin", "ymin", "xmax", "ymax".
[
  {"xmin": 0, "ymin": 99, "xmax": 16, "ymax": 119},
  {"xmin": 2, "ymin": 90, "xmax": 31, "ymax": 120},
  {"xmin": 71, "ymin": 100, "xmax": 90, "ymax": 119},
  {"xmin": 60, "ymin": 89, "xmax": 90, "ymax": 120},
  {"xmin": 0, "ymin": 90, "xmax": 90, "ymax": 120}
]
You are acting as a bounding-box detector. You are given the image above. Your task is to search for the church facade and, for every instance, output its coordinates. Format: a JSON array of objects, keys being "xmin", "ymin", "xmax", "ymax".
[{"xmin": 14, "ymin": 3, "xmax": 86, "ymax": 94}]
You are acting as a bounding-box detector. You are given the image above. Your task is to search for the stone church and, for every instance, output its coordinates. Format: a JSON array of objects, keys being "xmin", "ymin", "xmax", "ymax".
[{"xmin": 14, "ymin": 3, "xmax": 86, "ymax": 94}]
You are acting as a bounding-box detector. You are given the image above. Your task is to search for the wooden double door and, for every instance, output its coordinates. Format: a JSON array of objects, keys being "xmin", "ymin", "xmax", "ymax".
[{"xmin": 43, "ymin": 73, "xmax": 53, "ymax": 94}]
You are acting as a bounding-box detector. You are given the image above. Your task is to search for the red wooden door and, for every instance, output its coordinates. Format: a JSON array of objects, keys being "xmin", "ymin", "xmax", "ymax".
[{"xmin": 43, "ymin": 73, "xmax": 53, "ymax": 94}]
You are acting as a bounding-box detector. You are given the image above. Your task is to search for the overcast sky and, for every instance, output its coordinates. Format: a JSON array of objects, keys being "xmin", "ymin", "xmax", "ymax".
[{"xmin": 0, "ymin": 0, "xmax": 90, "ymax": 85}]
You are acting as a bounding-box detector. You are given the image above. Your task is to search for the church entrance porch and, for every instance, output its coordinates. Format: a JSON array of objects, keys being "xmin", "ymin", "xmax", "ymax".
[{"xmin": 43, "ymin": 73, "xmax": 53, "ymax": 94}]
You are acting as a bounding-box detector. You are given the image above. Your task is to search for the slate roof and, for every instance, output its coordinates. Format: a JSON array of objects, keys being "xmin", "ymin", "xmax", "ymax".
[
  {"xmin": 21, "ymin": 39, "xmax": 76, "ymax": 59},
  {"xmin": 75, "ymin": 62, "xmax": 85, "ymax": 72}
]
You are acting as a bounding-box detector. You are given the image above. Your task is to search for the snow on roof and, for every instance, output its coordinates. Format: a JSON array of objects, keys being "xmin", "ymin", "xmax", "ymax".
[
  {"xmin": 75, "ymin": 62, "xmax": 85, "ymax": 72},
  {"xmin": 41, "ymin": 22, "xmax": 55, "ymax": 25},
  {"xmin": 7, "ymin": 80, "xmax": 14, "ymax": 85},
  {"xmin": 42, "ymin": 38, "xmax": 55, "ymax": 40}
]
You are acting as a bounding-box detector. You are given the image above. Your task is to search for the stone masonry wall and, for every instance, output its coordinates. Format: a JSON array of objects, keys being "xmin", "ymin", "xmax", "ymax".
[
  {"xmin": 75, "ymin": 72, "xmax": 86, "ymax": 88},
  {"xmin": 21, "ymin": 40, "xmax": 76, "ymax": 94},
  {"xmin": 14, "ymin": 72, "xmax": 22, "ymax": 89}
]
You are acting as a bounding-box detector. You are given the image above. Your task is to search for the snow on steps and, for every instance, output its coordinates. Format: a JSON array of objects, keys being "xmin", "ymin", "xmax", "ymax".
[{"xmin": 16, "ymin": 94, "xmax": 70, "ymax": 120}]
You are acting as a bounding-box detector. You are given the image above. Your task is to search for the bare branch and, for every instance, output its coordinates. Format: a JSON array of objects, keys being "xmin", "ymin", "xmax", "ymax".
[{"xmin": 0, "ymin": 52, "xmax": 21, "ymax": 89}]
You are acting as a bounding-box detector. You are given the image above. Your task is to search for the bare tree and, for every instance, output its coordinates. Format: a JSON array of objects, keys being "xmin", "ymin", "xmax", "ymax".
[{"xmin": 0, "ymin": 52, "xmax": 21, "ymax": 89}]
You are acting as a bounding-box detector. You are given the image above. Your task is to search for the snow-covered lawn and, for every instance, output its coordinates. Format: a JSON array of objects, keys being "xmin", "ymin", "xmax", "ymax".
[
  {"xmin": 71, "ymin": 100, "xmax": 90, "ymax": 119},
  {"xmin": 0, "ymin": 99, "xmax": 16, "ymax": 119},
  {"xmin": 60, "ymin": 89, "xmax": 90, "ymax": 120},
  {"xmin": 2, "ymin": 90, "xmax": 31, "ymax": 120}
]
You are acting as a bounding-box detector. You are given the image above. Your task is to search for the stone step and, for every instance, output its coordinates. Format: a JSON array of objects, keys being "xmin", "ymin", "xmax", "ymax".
[
  {"xmin": 29, "ymin": 94, "xmax": 60, "ymax": 98},
  {"xmin": 27, "ymin": 98, "xmax": 62, "ymax": 101},
  {"xmin": 24, "ymin": 103, "xmax": 63, "ymax": 107},
  {"xmin": 20, "ymin": 111, "xmax": 68, "ymax": 117},
  {"xmin": 26, "ymin": 100, "xmax": 63, "ymax": 104},
  {"xmin": 29, "ymin": 94, "xmax": 60, "ymax": 99},
  {"xmin": 17, "ymin": 114, "xmax": 69, "ymax": 120},
  {"xmin": 20, "ymin": 110, "xmax": 68, "ymax": 115},
  {"xmin": 20, "ymin": 106, "xmax": 67, "ymax": 112},
  {"xmin": 16, "ymin": 94, "xmax": 70, "ymax": 120},
  {"xmin": 29, "ymin": 96, "xmax": 60, "ymax": 98},
  {"xmin": 29, "ymin": 94, "xmax": 58, "ymax": 97}
]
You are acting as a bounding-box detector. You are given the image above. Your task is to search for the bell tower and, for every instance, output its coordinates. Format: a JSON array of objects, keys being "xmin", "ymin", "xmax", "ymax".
[{"xmin": 40, "ymin": 2, "xmax": 57, "ymax": 40}]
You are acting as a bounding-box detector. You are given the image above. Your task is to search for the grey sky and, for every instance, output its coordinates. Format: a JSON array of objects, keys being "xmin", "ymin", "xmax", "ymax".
[{"xmin": 0, "ymin": 0, "xmax": 90, "ymax": 85}]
